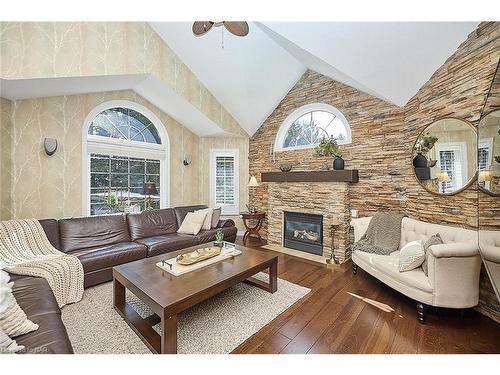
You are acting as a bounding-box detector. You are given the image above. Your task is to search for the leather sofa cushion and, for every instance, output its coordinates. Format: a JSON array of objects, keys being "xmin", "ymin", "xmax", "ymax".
[
  {"xmin": 38, "ymin": 219, "xmax": 61, "ymax": 250},
  {"xmin": 137, "ymin": 233, "xmax": 199, "ymax": 257},
  {"xmin": 59, "ymin": 214, "xmax": 131, "ymax": 253},
  {"xmin": 195, "ymin": 226, "xmax": 237, "ymax": 244},
  {"xmin": 14, "ymin": 313, "xmax": 73, "ymax": 354},
  {"xmin": 9, "ymin": 275, "xmax": 60, "ymax": 317},
  {"xmin": 127, "ymin": 208, "xmax": 178, "ymax": 240},
  {"xmin": 11, "ymin": 275, "xmax": 73, "ymax": 354},
  {"xmin": 71, "ymin": 242, "xmax": 147, "ymax": 273},
  {"xmin": 174, "ymin": 205, "xmax": 207, "ymax": 228}
]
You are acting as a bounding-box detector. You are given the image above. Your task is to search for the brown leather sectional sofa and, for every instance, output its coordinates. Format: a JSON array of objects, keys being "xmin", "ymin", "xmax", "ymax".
[{"xmin": 9, "ymin": 205, "xmax": 237, "ymax": 354}]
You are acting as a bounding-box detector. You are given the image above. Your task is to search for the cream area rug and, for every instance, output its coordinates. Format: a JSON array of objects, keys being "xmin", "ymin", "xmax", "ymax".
[{"xmin": 61, "ymin": 273, "xmax": 310, "ymax": 354}]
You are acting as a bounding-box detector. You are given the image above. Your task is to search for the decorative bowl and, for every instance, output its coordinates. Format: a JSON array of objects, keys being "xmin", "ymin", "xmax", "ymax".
[{"xmin": 279, "ymin": 163, "xmax": 293, "ymax": 172}]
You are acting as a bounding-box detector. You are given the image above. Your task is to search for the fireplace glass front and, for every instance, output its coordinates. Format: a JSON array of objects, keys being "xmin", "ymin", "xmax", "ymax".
[{"xmin": 283, "ymin": 211, "xmax": 323, "ymax": 255}]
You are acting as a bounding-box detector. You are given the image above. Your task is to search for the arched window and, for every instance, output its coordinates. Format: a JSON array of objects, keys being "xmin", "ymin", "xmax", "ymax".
[
  {"xmin": 82, "ymin": 101, "xmax": 169, "ymax": 216},
  {"xmin": 274, "ymin": 103, "xmax": 351, "ymax": 152}
]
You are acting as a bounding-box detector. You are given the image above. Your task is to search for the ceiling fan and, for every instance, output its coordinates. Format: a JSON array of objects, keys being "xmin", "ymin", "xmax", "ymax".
[{"xmin": 192, "ymin": 21, "xmax": 249, "ymax": 37}]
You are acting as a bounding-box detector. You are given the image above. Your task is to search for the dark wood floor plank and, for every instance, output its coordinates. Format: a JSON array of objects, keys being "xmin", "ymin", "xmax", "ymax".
[
  {"xmin": 230, "ymin": 237, "xmax": 500, "ymax": 354},
  {"xmin": 249, "ymin": 332, "xmax": 291, "ymax": 354}
]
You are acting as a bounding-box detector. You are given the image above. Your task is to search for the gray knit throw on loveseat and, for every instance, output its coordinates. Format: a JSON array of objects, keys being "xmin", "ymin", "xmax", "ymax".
[{"xmin": 352, "ymin": 212, "xmax": 406, "ymax": 255}]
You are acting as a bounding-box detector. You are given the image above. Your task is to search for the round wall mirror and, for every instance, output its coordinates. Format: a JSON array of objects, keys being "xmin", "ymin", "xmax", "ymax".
[
  {"xmin": 478, "ymin": 109, "xmax": 500, "ymax": 196},
  {"xmin": 412, "ymin": 117, "xmax": 477, "ymax": 195}
]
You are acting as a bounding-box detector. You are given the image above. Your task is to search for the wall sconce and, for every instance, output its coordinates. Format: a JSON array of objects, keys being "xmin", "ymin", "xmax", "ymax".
[
  {"xmin": 183, "ymin": 154, "xmax": 192, "ymax": 166},
  {"xmin": 44, "ymin": 138, "xmax": 58, "ymax": 156}
]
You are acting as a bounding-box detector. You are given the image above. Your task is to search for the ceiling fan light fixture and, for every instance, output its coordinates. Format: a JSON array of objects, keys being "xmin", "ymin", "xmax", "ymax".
[
  {"xmin": 223, "ymin": 21, "xmax": 249, "ymax": 37},
  {"xmin": 192, "ymin": 21, "xmax": 249, "ymax": 37},
  {"xmin": 192, "ymin": 21, "xmax": 214, "ymax": 36}
]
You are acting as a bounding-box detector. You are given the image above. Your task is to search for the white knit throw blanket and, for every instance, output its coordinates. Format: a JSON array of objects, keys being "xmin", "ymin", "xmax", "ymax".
[{"xmin": 0, "ymin": 219, "xmax": 84, "ymax": 308}]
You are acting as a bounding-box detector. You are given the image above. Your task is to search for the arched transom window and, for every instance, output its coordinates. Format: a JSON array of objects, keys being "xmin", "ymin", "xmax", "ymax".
[
  {"xmin": 83, "ymin": 101, "xmax": 169, "ymax": 216},
  {"xmin": 274, "ymin": 103, "xmax": 351, "ymax": 152}
]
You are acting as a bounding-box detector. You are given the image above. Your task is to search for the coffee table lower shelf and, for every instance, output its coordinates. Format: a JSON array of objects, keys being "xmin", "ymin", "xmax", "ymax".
[{"xmin": 113, "ymin": 257, "xmax": 278, "ymax": 354}]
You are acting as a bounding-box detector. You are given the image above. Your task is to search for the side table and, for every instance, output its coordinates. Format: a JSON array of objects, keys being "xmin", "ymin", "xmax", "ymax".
[{"xmin": 240, "ymin": 212, "xmax": 266, "ymax": 245}]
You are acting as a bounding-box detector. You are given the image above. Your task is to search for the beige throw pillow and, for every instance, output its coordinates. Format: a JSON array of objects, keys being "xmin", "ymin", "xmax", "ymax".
[
  {"xmin": 211, "ymin": 207, "xmax": 222, "ymax": 229},
  {"xmin": 195, "ymin": 208, "xmax": 213, "ymax": 231},
  {"xmin": 177, "ymin": 211, "xmax": 207, "ymax": 235},
  {"xmin": 399, "ymin": 240, "xmax": 425, "ymax": 272}
]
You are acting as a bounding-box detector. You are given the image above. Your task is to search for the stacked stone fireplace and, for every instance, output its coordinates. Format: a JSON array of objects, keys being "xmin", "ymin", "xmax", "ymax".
[{"xmin": 267, "ymin": 181, "xmax": 350, "ymax": 263}]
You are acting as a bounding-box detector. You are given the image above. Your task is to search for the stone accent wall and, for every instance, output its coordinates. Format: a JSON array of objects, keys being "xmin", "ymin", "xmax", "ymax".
[
  {"xmin": 249, "ymin": 70, "xmax": 405, "ymax": 242},
  {"xmin": 404, "ymin": 22, "xmax": 499, "ymax": 228},
  {"xmin": 249, "ymin": 22, "xmax": 500, "ymax": 321},
  {"xmin": 267, "ymin": 182, "xmax": 350, "ymax": 262}
]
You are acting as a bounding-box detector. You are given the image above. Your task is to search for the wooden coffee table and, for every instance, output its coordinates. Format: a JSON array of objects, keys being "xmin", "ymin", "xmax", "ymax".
[{"xmin": 113, "ymin": 243, "xmax": 278, "ymax": 354}]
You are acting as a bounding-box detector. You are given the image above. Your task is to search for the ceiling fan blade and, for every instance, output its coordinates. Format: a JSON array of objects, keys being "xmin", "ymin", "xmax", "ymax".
[
  {"xmin": 192, "ymin": 21, "xmax": 214, "ymax": 36},
  {"xmin": 223, "ymin": 22, "xmax": 249, "ymax": 37}
]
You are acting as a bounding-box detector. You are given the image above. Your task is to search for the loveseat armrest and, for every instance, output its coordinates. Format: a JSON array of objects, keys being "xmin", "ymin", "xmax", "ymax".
[
  {"xmin": 427, "ymin": 241, "xmax": 481, "ymax": 308},
  {"xmin": 427, "ymin": 242, "xmax": 479, "ymax": 258},
  {"xmin": 217, "ymin": 219, "xmax": 235, "ymax": 228}
]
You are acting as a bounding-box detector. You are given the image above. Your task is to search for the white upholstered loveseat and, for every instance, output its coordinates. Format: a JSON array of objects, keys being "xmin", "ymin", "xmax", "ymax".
[{"xmin": 350, "ymin": 216, "xmax": 481, "ymax": 323}]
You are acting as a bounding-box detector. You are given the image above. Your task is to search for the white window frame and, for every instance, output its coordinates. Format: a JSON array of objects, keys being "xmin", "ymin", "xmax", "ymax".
[
  {"xmin": 273, "ymin": 103, "xmax": 352, "ymax": 153},
  {"xmin": 478, "ymin": 137, "xmax": 494, "ymax": 170},
  {"xmin": 209, "ymin": 149, "xmax": 239, "ymax": 215},
  {"xmin": 82, "ymin": 100, "xmax": 170, "ymax": 216},
  {"xmin": 435, "ymin": 142, "xmax": 468, "ymax": 192}
]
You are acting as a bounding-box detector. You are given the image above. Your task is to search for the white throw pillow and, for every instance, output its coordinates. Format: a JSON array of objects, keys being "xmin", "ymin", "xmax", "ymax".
[
  {"xmin": 399, "ymin": 240, "xmax": 425, "ymax": 272},
  {"xmin": 0, "ymin": 268, "xmax": 39, "ymax": 338},
  {"xmin": 195, "ymin": 208, "xmax": 213, "ymax": 231},
  {"xmin": 211, "ymin": 207, "xmax": 222, "ymax": 229},
  {"xmin": 177, "ymin": 211, "xmax": 208, "ymax": 235}
]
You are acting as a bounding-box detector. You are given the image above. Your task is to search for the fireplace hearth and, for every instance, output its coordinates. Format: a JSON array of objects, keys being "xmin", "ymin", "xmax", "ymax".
[{"xmin": 283, "ymin": 211, "xmax": 323, "ymax": 255}]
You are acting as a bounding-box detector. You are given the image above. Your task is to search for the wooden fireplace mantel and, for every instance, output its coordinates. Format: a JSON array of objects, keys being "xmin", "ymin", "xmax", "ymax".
[{"xmin": 261, "ymin": 170, "xmax": 359, "ymax": 183}]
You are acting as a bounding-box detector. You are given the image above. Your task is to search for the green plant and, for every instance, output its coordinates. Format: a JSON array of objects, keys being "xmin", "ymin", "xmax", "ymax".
[
  {"xmin": 315, "ymin": 136, "xmax": 341, "ymax": 158},
  {"xmin": 215, "ymin": 229, "xmax": 224, "ymax": 243},
  {"xmin": 416, "ymin": 133, "xmax": 439, "ymax": 154},
  {"xmin": 106, "ymin": 193, "xmax": 119, "ymax": 206}
]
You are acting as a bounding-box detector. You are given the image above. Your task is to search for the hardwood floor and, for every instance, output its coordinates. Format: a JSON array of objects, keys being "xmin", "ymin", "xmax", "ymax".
[{"xmin": 231, "ymin": 237, "xmax": 500, "ymax": 354}]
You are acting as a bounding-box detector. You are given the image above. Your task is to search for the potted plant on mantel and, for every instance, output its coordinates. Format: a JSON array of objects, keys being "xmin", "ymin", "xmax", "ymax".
[{"xmin": 315, "ymin": 136, "xmax": 344, "ymax": 170}]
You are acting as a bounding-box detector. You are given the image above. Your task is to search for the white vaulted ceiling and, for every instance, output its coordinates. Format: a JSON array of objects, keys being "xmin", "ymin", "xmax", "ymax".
[
  {"xmin": 150, "ymin": 22, "xmax": 306, "ymax": 137},
  {"xmin": 151, "ymin": 21, "xmax": 478, "ymax": 136}
]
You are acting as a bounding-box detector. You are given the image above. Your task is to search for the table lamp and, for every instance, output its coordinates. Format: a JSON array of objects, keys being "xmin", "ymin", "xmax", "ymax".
[
  {"xmin": 143, "ymin": 181, "xmax": 158, "ymax": 210},
  {"xmin": 478, "ymin": 170, "xmax": 493, "ymax": 182},
  {"xmin": 247, "ymin": 176, "xmax": 259, "ymax": 213},
  {"xmin": 436, "ymin": 170, "xmax": 450, "ymax": 193}
]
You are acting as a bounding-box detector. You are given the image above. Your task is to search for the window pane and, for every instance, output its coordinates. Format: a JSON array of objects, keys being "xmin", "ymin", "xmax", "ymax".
[
  {"xmin": 111, "ymin": 158, "xmax": 128, "ymax": 173},
  {"xmin": 111, "ymin": 174, "xmax": 128, "ymax": 188},
  {"xmin": 282, "ymin": 109, "xmax": 349, "ymax": 149},
  {"xmin": 91, "ymin": 173, "xmax": 109, "ymax": 188},
  {"xmin": 130, "ymin": 174, "xmax": 145, "ymax": 188},
  {"xmin": 146, "ymin": 161, "xmax": 160, "ymax": 175},
  {"xmin": 89, "ymin": 149, "xmax": 161, "ymax": 215},
  {"xmin": 90, "ymin": 156, "xmax": 110, "ymax": 173},
  {"xmin": 214, "ymin": 155, "xmax": 235, "ymax": 207},
  {"xmin": 88, "ymin": 107, "xmax": 161, "ymax": 144},
  {"xmin": 130, "ymin": 159, "xmax": 145, "ymax": 174}
]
